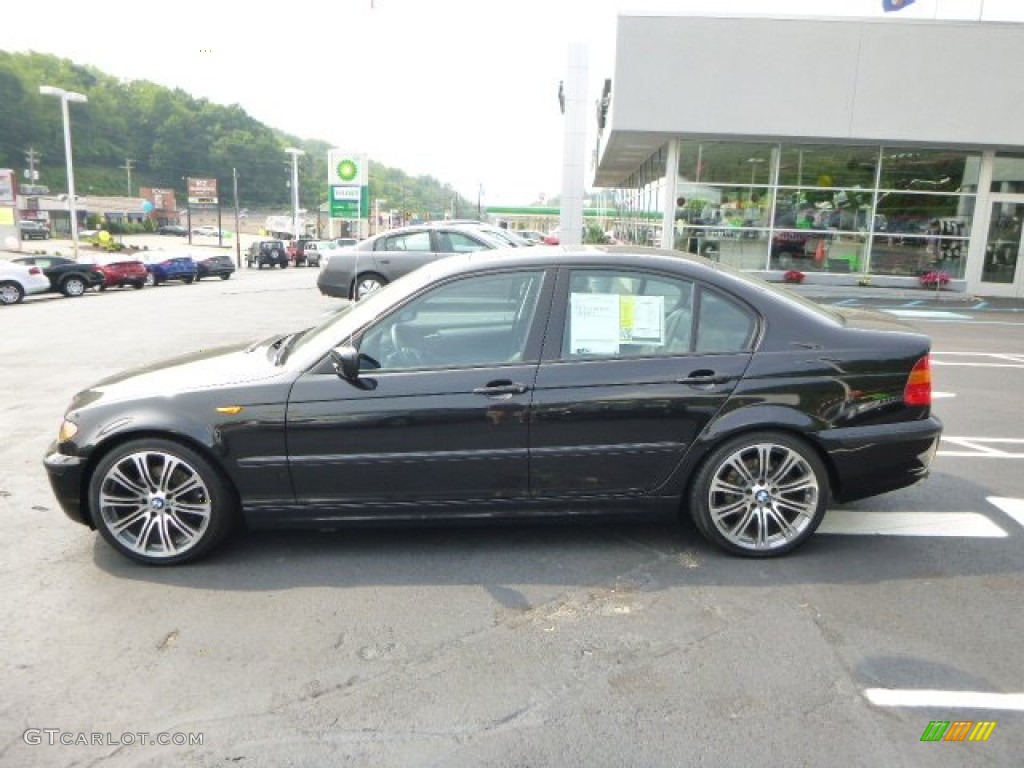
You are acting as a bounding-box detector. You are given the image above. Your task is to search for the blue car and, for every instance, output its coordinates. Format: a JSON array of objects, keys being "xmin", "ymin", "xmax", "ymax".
[{"xmin": 143, "ymin": 253, "xmax": 198, "ymax": 286}]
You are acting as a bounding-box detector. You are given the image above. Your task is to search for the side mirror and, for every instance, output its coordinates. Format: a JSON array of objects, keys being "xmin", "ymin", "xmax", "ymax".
[{"xmin": 330, "ymin": 346, "xmax": 361, "ymax": 380}]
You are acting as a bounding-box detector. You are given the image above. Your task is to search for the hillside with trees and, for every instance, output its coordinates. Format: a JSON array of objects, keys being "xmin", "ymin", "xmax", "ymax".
[{"xmin": 0, "ymin": 51, "xmax": 473, "ymax": 218}]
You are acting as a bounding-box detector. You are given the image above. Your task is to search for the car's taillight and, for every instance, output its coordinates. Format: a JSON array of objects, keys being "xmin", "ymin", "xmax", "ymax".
[
  {"xmin": 904, "ymin": 355, "xmax": 932, "ymax": 406},
  {"xmin": 29, "ymin": 267, "xmax": 42, "ymax": 275}
]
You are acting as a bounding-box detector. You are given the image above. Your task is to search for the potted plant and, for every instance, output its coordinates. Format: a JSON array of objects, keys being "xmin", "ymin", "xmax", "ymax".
[
  {"xmin": 920, "ymin": 270, "xmax": 950, "ymax": 290},
  {"xmin": 783, "ymin": 269, "xmax": 806, "ymax": 284}
]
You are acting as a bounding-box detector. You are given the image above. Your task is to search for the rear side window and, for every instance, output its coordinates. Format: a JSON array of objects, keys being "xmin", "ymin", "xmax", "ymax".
[
  {"xmin": 562, "ymin": 269, "xmax": 695, "ymax": 359},
  {"xmin": 378, "ymin": 232, "xmax": 432, "ymax": 252},
  {"xmin": 695, "ymin": 290, "xmax": 756, "ymax": 353},
  {"xmin": 437, "ymin": 231, "xmax": 494, "ymax": 254}
]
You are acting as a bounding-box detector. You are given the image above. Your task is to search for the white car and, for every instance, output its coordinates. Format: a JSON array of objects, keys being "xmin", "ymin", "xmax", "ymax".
[
  {"xmin": 0, "ymin": 260, "xmax": 52, "ymax": 305},
  {"xmin": 192, "ymin": 225, "xmax": 221, "ymax": 237}
]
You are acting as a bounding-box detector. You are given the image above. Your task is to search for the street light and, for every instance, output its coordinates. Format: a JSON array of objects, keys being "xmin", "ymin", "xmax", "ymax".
[
  {"xmin": 39, "ymin": 85, "xmax": 88, "ymax": 259},
  {"xmin": 285, "ymin": 147, "xmax": 305, "ymax": 243}
]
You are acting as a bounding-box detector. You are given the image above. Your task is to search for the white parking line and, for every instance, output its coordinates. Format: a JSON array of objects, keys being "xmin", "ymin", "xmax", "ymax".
[
  {"xmin": 988, "ymin": 497, "xmax": 1024, "ymax": 529},
  {"xmin": 938, "ymin": 437, "xmax": 1024, "ymax": 459},
  {"xmin": 886, "ymin": 310, "xmax": 972, "ymax": 320},
  {"xmin": 819, "ymin": 511, "xmax": 1007, "ymax": 538},
  {"xmin": 932, "ymin": 391, "xmax": 956, "ymax": 399},
  {"xmin": 865, "ymin": 688, "xmax": 1024, "ymax": 711}
]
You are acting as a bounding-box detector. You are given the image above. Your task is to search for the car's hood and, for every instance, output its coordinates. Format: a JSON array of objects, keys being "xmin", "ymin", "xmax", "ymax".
[{"xmin": 70, "ymin": 339, "xmax": 290, "ymax": 409}]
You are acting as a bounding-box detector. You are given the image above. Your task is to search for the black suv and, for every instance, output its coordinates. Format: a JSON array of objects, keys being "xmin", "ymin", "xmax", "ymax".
[
  {"xmin": 246, "ymin": 239, "xmax": 288, "ymax": 269},
  {"xmin": 19, "ymin": 220, "xmax": 50, "ymax": 240}
]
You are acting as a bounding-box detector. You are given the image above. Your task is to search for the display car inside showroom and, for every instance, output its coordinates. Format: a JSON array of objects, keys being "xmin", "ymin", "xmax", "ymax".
[{"xmin": 595, "ymin": 14, "xmax": 1024, "ymax": 299}]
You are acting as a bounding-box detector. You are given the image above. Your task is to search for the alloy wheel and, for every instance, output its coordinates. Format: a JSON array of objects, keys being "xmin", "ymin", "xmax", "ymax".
[{"xmin": 95, "ymin": 449, "xmax": 213, "ymax": 560}]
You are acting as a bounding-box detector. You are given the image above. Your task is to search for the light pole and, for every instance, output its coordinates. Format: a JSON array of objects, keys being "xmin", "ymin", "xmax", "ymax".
[
  {"xmin": 39, "ymin": 85, "xmax": 88, "ymax": 259},
  {"xmin": 374, "ymin": 198, "xmax": 387, "ymax": 235},
  {"xmin": 285, "ymin": 147, "xmax": 305, "ymax": 243}
]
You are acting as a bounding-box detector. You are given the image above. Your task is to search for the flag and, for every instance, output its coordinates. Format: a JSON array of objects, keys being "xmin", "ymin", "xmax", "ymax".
[{"xmin": 882, "ymin": 0, "xmax": 916, "ymax": 11}]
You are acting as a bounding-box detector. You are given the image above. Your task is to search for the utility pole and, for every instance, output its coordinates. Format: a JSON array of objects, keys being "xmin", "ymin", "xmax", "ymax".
[
  {"xmin": 120, "ymin": 158, "xmax": 134, "ymax": 196},
  {"xmin": 233, "ymin": 167, "xmax": 241, "ymax": 267},
  {"xmin": 24, "ymin": 147, "xmax": 40, "ymax": 182}
]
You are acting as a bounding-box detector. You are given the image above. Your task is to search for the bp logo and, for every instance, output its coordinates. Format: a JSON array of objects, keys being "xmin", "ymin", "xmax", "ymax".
[{"xmin": 336, "ymin": 159, "xmax": 359, "ymax": 182}]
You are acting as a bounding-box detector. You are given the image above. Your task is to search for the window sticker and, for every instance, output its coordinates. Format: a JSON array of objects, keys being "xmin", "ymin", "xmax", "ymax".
[
  {"xmin": 619, "ymin": 295, "xmax": 664, "ymax": 345},
  {"xmin": 569, "ymin": 293, "xmax": 665, "ymax": 355}
]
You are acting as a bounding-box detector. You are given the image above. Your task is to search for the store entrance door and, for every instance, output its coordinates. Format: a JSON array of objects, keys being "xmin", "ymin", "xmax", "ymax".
[{"xmin": 979, "ymin": 195, "xmax": 1024, "ymax": 298}]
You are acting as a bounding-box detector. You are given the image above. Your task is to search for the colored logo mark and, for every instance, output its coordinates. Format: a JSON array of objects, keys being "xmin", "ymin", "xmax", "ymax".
[
  {"xmin": 920, "ymin": 720, "xmax": 997, "ymax": 742},
  {"xmin": 336, "ymin": 159, "xmax": 358, "ymax": 182}
]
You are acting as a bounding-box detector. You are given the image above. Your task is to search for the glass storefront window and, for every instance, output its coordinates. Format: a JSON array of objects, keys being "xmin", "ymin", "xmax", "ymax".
[
  {"xmin": 620, "ymin": 140, "xmax": 978, "ymax": 280},
  {"xmin": 778, "ymin": 144, "xmax": 877, "ymax": 189},
  {"xmin": 879, "ymin": 148, "xmax": 980, "ymax": 193},
  {"xmin": 990, "ymin": 153, "xmax": 1024, "ymax": 194}
]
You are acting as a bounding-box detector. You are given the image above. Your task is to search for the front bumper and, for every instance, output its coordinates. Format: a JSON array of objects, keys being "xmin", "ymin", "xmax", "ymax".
[{"xmin": 43, "ymin": 444, "xmax": 91, "ymax": 527}]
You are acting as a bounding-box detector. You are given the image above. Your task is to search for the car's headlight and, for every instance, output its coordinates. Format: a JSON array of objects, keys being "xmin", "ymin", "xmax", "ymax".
[{"xmin": 57, "ymin": 419, "xmax": 78, "ymax": 443}]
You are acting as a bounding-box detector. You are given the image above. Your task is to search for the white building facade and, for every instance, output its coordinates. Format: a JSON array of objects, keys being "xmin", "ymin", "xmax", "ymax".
[{"xmin": 594, "ymin": 14, "xmax": 1024, "ymax": 297}]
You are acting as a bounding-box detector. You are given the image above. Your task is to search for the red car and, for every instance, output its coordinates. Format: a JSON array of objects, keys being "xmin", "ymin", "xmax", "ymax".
[{"xmin": 94, "ymin": 257, "xmax": 148, "ymax": 290}]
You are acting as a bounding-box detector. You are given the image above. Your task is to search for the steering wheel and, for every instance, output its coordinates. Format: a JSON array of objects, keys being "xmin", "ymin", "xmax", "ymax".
[{"xmin": 389, "ymin": 322, "xmax": 430, "ymax": 367}]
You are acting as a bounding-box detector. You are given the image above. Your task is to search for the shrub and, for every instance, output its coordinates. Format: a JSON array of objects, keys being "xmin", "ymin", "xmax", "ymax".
[
  {"xmin": 783, "ymin": 269, "xmax": 806, "ymax": 284},
  {"xmin": 920, "ymin": 271, "xmax": 950, "ymax": 289}
]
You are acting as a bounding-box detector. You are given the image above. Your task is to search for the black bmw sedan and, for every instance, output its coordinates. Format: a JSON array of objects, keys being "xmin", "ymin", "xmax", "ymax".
[{"xmin": 44, "ymin": 247, "xmax": 942, "ymax": 565}]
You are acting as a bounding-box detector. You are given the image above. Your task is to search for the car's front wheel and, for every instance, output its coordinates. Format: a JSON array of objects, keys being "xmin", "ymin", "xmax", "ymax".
[
  {"xmin": 88, "ymin": 439, "xmax": 237, "ymax": 565},
  {"xmin": 0, "ymin": 281, "xmax": 25, "ymax": 305},
  {"xmin": 689, "ymin": 431, "xmax": 828, "ymax": 557},
  {"xmin": 145, "ymin": 272, "xmax": 156, "ymax": 287}
]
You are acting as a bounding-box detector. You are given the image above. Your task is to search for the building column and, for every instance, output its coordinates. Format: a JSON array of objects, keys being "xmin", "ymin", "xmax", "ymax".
[{"xmin": 660, "ymin": 140, "xmax": 680, "ymax": 250}]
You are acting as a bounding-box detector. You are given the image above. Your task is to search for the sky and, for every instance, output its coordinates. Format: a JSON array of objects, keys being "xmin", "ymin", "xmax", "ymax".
[{"xmin": 2, "ymin": 0, "xmax": 1020, "ymax": 205}]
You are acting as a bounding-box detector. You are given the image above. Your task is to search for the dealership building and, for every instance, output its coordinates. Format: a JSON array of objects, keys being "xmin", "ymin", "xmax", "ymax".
[{"xmin": 593, "ymin": 14, "xmax": 1024, "ymax": 298}]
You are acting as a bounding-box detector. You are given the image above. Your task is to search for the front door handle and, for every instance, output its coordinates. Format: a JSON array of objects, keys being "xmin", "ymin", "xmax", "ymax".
[
  {"xmin": 473, "ymin": 381, "xmax": 530, "ymax": 397},
  {"xmin": 677, "ymin": 370, "xmax": 730, "ymax": 386}
]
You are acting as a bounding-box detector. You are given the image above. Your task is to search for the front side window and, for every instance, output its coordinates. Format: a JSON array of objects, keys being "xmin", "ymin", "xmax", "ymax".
[{"xmin": 358, "ymin": 271, "xmax": 545, "ymax": 371}]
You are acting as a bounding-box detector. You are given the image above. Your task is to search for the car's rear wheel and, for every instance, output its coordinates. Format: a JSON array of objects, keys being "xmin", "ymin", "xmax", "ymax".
[
  {"xmin": 88, "ymin": 439, "xmax": 236, "ymax": 565},
  {"xmin": 184, "ymin": 276, "xmax": 194, "ymax": 284},
  {"xmin": 220, "ymin": 274, "xmax": 231, "ymax": 280},
  {"xmin": 689, "ymin": 431, "xmax": 828, "ymax": 557},
  {"xmin": 145, "ymin": 272, "xmax": 156, "ymax": 287},
  {"xmin": 61, "ymin": 276, "xmax": 87, "ymax": 297},
  {"xmin": 352, "ymin": 273, "xmax": 388, "ymax": 300},
  {"xmin": 0, "ymin": 281, "xmax": 25, "ymax": 305},
  {"xmin": 133, "ymin": 281, "xmax": 144, "ymax": 290}
]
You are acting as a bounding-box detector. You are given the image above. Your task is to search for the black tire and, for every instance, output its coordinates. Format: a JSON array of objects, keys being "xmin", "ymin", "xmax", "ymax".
[
  {"xmin": 133, "ymin": 282, "xmax": 144, "ymax": 290},
  {"xmin": 61, "ymin": 275, "xmax": 88, "ymax": 297},
  {"xmin": 351, "ymin": 273, "xmax": 388, "ymax": 300},
  {"xmin": 220, "ymin": 274, "xmax": 231, "ymax": 280},
  {"xmin": 258, "ymin": 261, "xmax": 264, "ymax": 270},
  {"xmin": 88, "ymin": 438, "xmax": 237, "ymax": 565},
  {"xmin": 688, "ymin": 431, "xmax": 828, "ymax": 558},
  {"xmin": 184, "ymin": 276, "xmax": 195, "ymax": 284},
  {"xmin": 145, "ymin": 272, "xmax": 156, "ymax": 287},
  {"xmin": 0, "ymin": 281, "xmax": 25, "ymax": 305}
]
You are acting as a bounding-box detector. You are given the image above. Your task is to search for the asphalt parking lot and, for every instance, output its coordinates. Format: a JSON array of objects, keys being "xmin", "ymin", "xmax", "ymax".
[{"xmin": 2, "ymin": 249, "xmax": 1023, "ymax": 767}]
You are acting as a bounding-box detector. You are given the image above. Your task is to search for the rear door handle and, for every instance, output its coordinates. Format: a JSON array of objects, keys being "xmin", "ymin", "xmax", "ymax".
[
  {"xmin": 473, "ymin": 382, "xmax": 530, "ymax": 397},
  {"xmin": 677, "ymin": 370, "xmax": 731, "ymax": 386}
]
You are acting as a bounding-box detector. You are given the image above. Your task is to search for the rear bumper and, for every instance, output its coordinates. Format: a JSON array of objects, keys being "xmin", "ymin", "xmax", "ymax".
[
  {"xmin": 43, "ymin": 445, "xmax": 91, "ymax": 527},
  {"xmin": 817, "ymin": 416, "xmax": 942, "ymax": 503}
]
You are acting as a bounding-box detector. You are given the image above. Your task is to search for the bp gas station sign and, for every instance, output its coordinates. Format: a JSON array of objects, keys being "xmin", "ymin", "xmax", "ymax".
[
  {"xmin": 328, "ymin": 150, "xmax": 368, "ymax": 220},
  {"xmin": 329, "ymin": 184, "xmax": 368, "ymax": 218}
]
